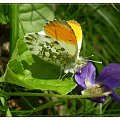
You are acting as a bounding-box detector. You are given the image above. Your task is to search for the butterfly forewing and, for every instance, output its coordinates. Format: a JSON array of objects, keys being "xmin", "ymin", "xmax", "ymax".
[
  {"xmin": 67, "ymin": 20, "xmax": 82, "ymax": 52},
  {"xmin": 44, "ymin": 20, "xmax": 78, "ymax": 56}
]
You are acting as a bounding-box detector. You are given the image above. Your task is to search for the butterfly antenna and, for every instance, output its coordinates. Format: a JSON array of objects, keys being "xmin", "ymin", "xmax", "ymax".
[
  {"xmin": 88, "ymin": 59, "xmax": 102, "ymax": 64},
  {"xmin": 84, "ymin": 54, "xmax": 102, "ymax": 64}
]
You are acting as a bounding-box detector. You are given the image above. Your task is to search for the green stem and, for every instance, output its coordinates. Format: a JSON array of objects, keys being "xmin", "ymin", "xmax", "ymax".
[
  {"xmin": 28, "ymin": 99, "xmax": 64, "ymax": 116},
  {"xmin": 10, "ymin": 99, "xmax": 64, "ymax": 116},
  {"xmin": 99, "ymin": 103, "xmax": 103, "ymax": 116},
  {"xmin": 7, "ymin": 91, "xmax": 112, "ymax": 99},
  {"xmin": 0, "ymin": 89, "xmax": 112, "ymax": 99},
  {"xmin": 111, "ymin": 4, "xmax": 120, "ymax": 12},
  {"xmin": 9, "ymin": 4, "xmax": 19, "ymax": 56}
]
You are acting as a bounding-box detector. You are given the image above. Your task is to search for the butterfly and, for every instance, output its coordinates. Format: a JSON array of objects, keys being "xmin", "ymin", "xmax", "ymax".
[{"xmin": 24, "ymin": 19, "xmax": 86, "ymax": 74}]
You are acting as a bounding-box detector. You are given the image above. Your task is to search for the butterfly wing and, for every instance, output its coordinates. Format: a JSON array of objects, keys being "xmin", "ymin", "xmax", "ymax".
[
  {"xmin": 44, "ymin": 19, "xmax": 78, "ymax": 57},
  {"xmin": 24, "ymin": 32, "xmax": 75, "ymax": 68},
  {"xmin": 67, "ymin": 20, "xmax": 82, "ymax": 53}
]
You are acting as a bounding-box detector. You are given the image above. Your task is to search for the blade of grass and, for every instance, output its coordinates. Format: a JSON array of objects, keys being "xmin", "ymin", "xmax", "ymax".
[
  {"xmin": 9, "ymin": 4, "xmax": 19, "ymax": 56},
  {"xmin": 0, "ymin": 97, "xmax": 12, "ymax": 117}
]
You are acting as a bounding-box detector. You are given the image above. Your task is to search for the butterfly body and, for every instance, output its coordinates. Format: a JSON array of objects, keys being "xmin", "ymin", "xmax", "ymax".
[{"xmin": 24, "ymin": 19, "xmax": 86, "ymax": 74}]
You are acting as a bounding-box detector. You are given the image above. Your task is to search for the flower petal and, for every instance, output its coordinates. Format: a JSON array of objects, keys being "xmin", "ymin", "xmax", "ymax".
[
  {"xmin": 96, "ymin": 63, "xmax": 120, "ymax": 89},
  {"xmin": 110, "ymin": 91, "xmax": 120, "ymax": 103},
  {"xmin": 76, "ymin": 85, "xmax": 84, "ymax": 94},
  {"xmin": 75, "ymin": 62, "xmax": 96, "ymax": 89}
]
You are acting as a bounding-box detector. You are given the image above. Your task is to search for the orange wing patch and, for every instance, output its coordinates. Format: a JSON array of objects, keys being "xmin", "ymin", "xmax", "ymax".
[
  {"xmin": 44, "ymin": 20, "xmax": 77, "ymax": 44},
  {"xmin": 67, "ymin": 20, "xmax": 82, "ymax": 43}
]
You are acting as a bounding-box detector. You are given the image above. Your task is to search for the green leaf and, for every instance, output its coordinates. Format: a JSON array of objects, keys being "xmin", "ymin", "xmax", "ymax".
[
  {"xmin": 10, "ymin": 37, "xmax": 29, "ymax": 60},
  {"xmin": 0, "ymin": 75, "xmax": 5, "ymax": 83},
  {"xmin": 3, "ymin": 38, "xmax": 77, "ymax": 95},
  {"xmin": 19, "ymin": 4, "xmax": 55, "ymax": 36},
  {"xmin": 0, "ymin": 90, "xmax": 9, "ymax": 98},
  {"xmin": 0, "ymin": 4, "xmax": 9, "ymax": 24},
  {"xmin": 5, "ymin": 59, "xmax": 76, "ymax": 95}
]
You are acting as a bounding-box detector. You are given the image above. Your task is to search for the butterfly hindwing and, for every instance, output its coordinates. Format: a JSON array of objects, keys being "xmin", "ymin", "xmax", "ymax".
[{"xmin": 24, "ymin": 32, "xmax": 76, "ymax": 68}]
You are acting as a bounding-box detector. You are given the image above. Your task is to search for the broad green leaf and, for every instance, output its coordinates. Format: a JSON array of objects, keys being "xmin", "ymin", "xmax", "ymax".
[
  {"xmin": 5, "ymin": 59, "xmax": 76, "ymax": 95},
  {"xmin": 10, "ymin": 37, "xmax": 33, "ymax": 65},
  {"xmin": 3, "ymin": 38, "xmax": 77, "ymax": 95},
  {"xmin": 19, "ymin": 4, "xmax": 55, "ymax": 36}
]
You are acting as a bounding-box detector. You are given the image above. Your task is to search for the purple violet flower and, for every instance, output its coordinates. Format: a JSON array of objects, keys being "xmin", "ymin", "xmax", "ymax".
[{"xmin": 75, "ymin": 62, "xmax": 120, "ymax": 103}]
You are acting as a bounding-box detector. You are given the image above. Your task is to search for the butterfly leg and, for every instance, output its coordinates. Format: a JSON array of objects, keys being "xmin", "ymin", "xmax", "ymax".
[
  {"xmin": 58, "ymin": 68, "xmax": 68, "ymax": 80},
  {"xmin": 61, "ymin": 72, "xmax": 68, "ymax": 79},
  {"xmin": 70, "ymin": 68, "xmax": 75, "ymax": 78},
  {"xmin": 58, "ymin": 68, "xmax": 63, "ymax": 80}
]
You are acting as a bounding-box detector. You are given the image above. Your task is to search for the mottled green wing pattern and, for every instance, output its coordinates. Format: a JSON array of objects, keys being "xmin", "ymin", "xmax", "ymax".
[{"xmin": 24, "ymin": 32, "xmax": 75, "ymax": 69}]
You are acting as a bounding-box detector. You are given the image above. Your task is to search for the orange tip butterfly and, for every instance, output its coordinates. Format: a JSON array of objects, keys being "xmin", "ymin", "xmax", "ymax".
[{"xmin": 24, "ymin": 19, "xmax": 86, "ymax": 74}]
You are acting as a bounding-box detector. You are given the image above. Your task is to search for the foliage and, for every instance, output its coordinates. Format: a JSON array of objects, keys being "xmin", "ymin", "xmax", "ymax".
[{"xmin": 0, "ymin": 4, "xmax": 9, "ymax": 24}]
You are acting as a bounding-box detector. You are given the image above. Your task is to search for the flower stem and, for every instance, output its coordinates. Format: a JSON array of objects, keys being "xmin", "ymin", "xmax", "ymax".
[
  {"xmin": 7, "ymin": 91, "xmax": 112, "ymax": 99},
  {"xmin": 99, "ymin": 103, "xmax": 103, "ymax": 116}
]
